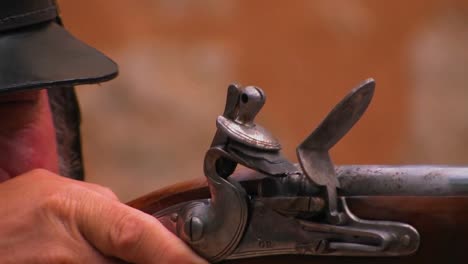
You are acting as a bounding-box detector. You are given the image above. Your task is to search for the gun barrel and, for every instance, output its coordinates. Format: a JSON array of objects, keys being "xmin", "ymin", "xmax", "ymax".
[{"xmin": 337, "ymin": 165, "xmax": 468, "ymax": 196}]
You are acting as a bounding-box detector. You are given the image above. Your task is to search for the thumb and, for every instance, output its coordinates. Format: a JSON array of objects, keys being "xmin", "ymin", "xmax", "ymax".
[{"xmin": 76, "ymin": 193, "xmax": 207, "ymax": 264}]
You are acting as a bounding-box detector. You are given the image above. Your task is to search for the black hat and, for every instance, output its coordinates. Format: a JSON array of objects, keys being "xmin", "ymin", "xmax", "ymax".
[{"xmin": 0, "ymin": 0, "xmax": 118, "ymax": 93}]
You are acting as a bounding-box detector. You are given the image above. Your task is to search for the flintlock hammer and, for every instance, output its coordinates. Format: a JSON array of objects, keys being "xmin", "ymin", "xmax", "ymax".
[{"xmin": 129, "ymin": 79, "xmax": 468, "ymax": 263}]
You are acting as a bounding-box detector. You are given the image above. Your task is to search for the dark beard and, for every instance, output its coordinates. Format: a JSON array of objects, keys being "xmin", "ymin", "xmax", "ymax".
[{"xmin": 47, "ymin": 86, "xmax": 84, "ymax": 181}]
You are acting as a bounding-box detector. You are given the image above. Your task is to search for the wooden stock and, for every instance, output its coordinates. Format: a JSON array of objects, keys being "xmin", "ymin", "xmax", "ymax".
[{"xmin": 129, "ymin": 175, "xmax": 468, "ymax": 264}]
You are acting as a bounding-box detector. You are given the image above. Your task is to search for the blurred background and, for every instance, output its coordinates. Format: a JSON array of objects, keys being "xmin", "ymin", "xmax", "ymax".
[{"xmin": 58, "ymin": 0, "xmax": 468, "ymax": 202}]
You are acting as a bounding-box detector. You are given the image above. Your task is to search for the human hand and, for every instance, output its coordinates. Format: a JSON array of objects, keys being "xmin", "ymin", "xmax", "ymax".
[{"xmin": 0, "ymin": 169, "xmax": 208, "ymax": 264}]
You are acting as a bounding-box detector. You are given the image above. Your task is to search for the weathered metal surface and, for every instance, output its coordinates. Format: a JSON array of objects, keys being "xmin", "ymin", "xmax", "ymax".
[
  {"xmin": 148, "ymin": 81, "xmax": 427, "ymax": 262},
  {"xmin": 130, "ymin": 180, "xmax": 468, "ymax": 263},
  {"xmin": 297, "ymin": 79, "xmax": 375, "ymax": 223},
  {"xmin": 337, "ymin": 165, "xmax": 468, "ymax": 196},
  {"xmin": 216, "ymin": 85, "xmax": 281, "ymax": 150}
]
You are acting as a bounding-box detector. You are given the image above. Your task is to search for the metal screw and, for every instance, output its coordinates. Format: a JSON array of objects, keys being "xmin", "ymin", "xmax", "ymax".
[
  {"xmin": 170, "ymin": 213, "xmax": 178, "ymax": 222},
  {"xmin": 184, "ymin": 217, "xmax": 204, "ymax": 242},
  {"xmin": 315, "ymin": 240, "xmax": 327, "ymax": 253},
  {"xmin": 400, "ymin": 235, "xmax": 411, "ymax": 247},
  {"xmin": 328, "ymin": 211, "xmax": 346, "ymax": 225}
]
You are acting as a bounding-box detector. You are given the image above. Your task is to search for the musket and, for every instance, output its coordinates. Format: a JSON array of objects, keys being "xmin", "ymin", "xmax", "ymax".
[{"xmin": 128, "ymin": 79, "xmax": 468, "ymax": 263}]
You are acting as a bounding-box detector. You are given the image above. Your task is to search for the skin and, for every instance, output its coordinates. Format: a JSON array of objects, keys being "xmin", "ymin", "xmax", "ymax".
[{"xmin": 0, "ymin": 89, "xmax": 207, "ymax": 264}]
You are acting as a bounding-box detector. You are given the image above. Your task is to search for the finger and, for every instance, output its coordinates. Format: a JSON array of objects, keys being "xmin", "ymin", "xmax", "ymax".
[
  {"xmin": 21, "ymin": 169, "xmax": 120, "ymax": 201},
  {"xmin": 76, "ymin": 181, "xmax": 120, "ymax": 201},
  {"xmin": 80, "ymin": 247, "xmax": 127, "ymax": 264},
  {"xmin": 33, "ymin": 241, "xmax": 123, "ymax": 264},
  {"xmin": 76, "ymin": 194, "xmax": 208, "ymax": 264}
]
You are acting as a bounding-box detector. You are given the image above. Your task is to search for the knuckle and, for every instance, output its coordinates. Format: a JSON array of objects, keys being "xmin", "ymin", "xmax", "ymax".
[
  {"xmin": 109, "ymin": 213, "xmax": 146, "ymax": 253},
  {"xmin": 91, "ymin": 184, "xmax": 119, "ymax": 201},
  {"xmin": 100, "ymin": 186, "xmax": 118, "ymax": 200},
  {"xmin": 41, "ymin": 191, "xmax": 75, "ymax": 219},
  {"xmin": 41, "ymin": 185, "xmax": 88, "ymax": 217}
]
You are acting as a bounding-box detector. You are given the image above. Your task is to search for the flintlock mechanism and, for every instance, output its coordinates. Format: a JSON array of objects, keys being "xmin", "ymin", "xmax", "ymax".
[{"xmin": 153, "ymin": 79, "xmax": 420, "ymax": 262}]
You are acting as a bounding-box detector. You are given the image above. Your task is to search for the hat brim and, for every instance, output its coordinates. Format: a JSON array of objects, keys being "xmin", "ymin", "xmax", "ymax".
[{"xmin": 0, "ymin": 21, "xmax": 118, "ymax": 93}]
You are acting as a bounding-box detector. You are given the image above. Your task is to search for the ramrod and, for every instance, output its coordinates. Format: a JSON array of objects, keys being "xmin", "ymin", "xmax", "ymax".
[{"xmin": 129, "ymin": 79, "xmax": 468, "ymax": 264}]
